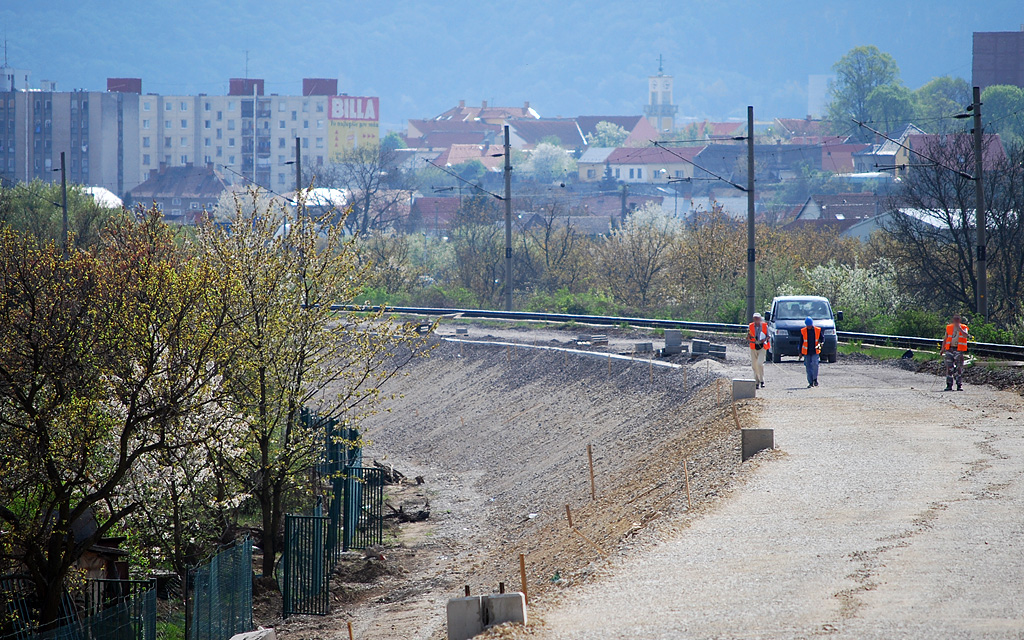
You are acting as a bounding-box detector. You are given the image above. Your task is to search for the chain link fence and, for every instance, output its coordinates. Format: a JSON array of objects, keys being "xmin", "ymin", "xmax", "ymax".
[{"xmin": 188, "ymin": 538, "xmax": 252, "ymax": 640}]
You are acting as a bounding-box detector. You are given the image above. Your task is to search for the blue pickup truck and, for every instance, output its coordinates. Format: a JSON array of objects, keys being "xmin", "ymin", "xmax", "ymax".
[{"xmin": 764, "ymin": 295, "xmax": 843, "ymax": 363}]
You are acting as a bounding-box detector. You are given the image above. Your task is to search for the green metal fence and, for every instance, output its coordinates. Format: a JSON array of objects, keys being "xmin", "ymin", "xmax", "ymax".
[
  {"xmin": 341, "ymin": 467, "xmax": 385, "ymax": 552},
  {"xmin": 188, "ymin": 538, "xmax": 252, "ymax": 640},
  {"xmin": 1, "ymin": 576, "xmax": 155, "ymax": 640},
  {"xmin": 282, "ymin": 514, "xmax": 331, "ymax": 618}
]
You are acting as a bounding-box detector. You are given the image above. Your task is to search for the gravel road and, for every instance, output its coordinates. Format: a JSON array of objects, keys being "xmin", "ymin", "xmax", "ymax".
[{"xmin": 538, "ymin": 353, "xmax": 1024, "ymax": 639}]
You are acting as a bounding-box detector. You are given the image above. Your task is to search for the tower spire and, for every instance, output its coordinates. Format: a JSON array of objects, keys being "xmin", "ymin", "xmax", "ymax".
[{"xmin": 658, "ymin": 54, "xmax": 664, "ymax": 74}]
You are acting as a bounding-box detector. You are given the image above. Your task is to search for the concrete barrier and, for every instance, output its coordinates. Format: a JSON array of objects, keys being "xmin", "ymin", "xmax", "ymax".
[
  {"xmin": 230, "ymin": 629, "xmax": 277, "ymax": 640},
  {"xmin": 732, "ymin": 379, "xmax": 757, "ymax": 400},
  {"xmin": 447, "ymin": 592, "xmax": 528, "ymax": 639},
  {"xmin": 741, "ymin": 428, "xmax": 774, "ymax": 461},
  {"xmin": 691, "ymin": 339, "xmax": 709, "ymax": 354}
]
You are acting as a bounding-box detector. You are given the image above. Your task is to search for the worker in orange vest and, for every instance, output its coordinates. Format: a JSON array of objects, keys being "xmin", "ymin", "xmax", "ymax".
[
  {"xmin": 748, "ymin": 312, "xmax": 769, "ymax": 388},
  {"xmin": 799, "ymin": 316, "xmax": 822, "ymax": 388},
  {"xmin": 942, "ymin": 313, "xmax": 969, "ymax": 391}
]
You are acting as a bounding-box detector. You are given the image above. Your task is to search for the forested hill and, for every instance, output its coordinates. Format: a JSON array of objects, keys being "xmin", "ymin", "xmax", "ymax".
[{"xmin": 1, "ymin": 0, "xmax": 1018, "ymax": 127}]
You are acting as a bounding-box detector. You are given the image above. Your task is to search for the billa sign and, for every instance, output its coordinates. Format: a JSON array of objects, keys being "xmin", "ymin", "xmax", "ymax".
[{"xmin": 329, "ymin": 96, "xmax": 379, "ymax": 160}]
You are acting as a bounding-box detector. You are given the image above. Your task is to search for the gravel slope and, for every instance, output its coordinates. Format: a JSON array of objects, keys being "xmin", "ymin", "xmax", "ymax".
[{"xmin": 538, "ymin": 352, "xmax": 1024, "ymax": 639}]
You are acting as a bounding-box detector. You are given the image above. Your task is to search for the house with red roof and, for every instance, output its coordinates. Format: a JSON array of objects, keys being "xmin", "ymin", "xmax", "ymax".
[
  {"xmin": 432, "ymin": 144, "xmax": 506, "ymax": 172},
  {"xmin": 507, "ymin": 118, "xmax": 586, "ymax": 150},
  {"xmin": 577, "ymin": 146, "xmax": 704, "ymax": 183}
]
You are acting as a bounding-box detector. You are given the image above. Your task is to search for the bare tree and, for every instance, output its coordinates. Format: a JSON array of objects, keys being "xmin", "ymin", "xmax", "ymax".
[{"xmin": 305, "ymin": 145, "xmax": 415, "ymax": 235}]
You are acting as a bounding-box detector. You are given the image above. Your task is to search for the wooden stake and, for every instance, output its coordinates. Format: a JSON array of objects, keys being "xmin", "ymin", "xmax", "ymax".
[
  {"xmin": 519, "ymin": 554, "xmax": 528, "ymax": 604},
  {"xmin": 607, "ymin": 354, "xmax": 611, "ymax": 374},
  {"xmin": 464, "ymin": 585, "xmax": 471, "ymax": 596},
  {"xmin": 587, "ymin": 444, "xmax": 596, "ymax": 500},
  {"xmin": 565, "ymin": 504, "xmax": 573, "ymax": 528},
  {"xmin": 731, "ymin": 402, "xmax": 742, "ymax": 430},
  {"xmin": 649, "ymin": 357, "xmax": 653, "ymax": 384},
  {"xmin": 460, "ymin": 341, "xmax": 464, "ymax": 357},
  {"xmin": 506, "ymin": 345, "xmax": 510, "ymax": 362},
  {"xmin": 683, "ymin": 365, "xmax": 687, "ymax": 388},
  {"xmin": 499, "ymin": 582, "xmax": 505, "ymax": 594},
  {"xmin": 571, "ymin": 527, "xmax": 609, "ymax": 557},
  {"xmin": 347, "ymin": 621, "xmax": 354, "ymax": 640},
  {"xmin": 683, "ymin": 459, "xmax": 693, "ymax": 510}
]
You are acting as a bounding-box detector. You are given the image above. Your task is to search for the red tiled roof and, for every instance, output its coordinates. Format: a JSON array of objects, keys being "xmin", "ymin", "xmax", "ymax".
[
  {"xmin": 604, "ymin": 146, "xmax": 703, "ymax": 164},
  {"xmin": 821, "ymin": 143, "xmax": 872, "ymax": 173}
]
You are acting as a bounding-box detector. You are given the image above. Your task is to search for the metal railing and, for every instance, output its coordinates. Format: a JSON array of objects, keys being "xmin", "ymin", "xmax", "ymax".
[
  {"xmin": 333, "ymin": 305, "xmax": 1024, "ymax": 361},
  {"xmin": 188, "ymin": 538, "xmax": 252, "ymax": 640}
]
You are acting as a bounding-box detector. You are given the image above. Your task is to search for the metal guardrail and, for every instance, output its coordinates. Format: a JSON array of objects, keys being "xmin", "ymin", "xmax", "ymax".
[{"xmin": 331, "ymin": 305, "xmax": 1024, "ymax": 361}]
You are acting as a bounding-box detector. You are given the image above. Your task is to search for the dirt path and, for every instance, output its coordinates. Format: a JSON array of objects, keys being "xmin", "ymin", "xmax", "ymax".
[{"xmin": 537, "ymin": 353, "xmax": 1024, "ymax": 638}]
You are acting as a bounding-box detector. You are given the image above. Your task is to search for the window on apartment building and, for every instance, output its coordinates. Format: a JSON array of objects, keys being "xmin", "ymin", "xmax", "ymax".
[
  {"xmin": 216, "ymin": 129, "xmax": 222, "ymax": 140},
  {"xmin": 302, "ymin": 138, "xmax": 309, "ymax": 149},
  {"xmin": 216, "ymin": 147, "xmax": 222, "ymax": 157},
  {"xmin": 143, "ymin": 102, "xmax": 151, "ymax": 111},
  {"xmin": 228, "ymin": 121, "xmax": 235, "ymax": 131},
  {"xmin": 675, "ymin": 170, "xmax": 684, "ymax": 178},
  {"xmin": 172, "ymin": 198, "xmax": 181, "ymax": 205},
  {"xmin": 228, "ymin": 138, "xmax": 235, "ymax": 147},
  {"xmin": 165, "ymin": 102, "xmax": 172, "ymax": 111},
  {"xmin": 165, "ymin": 121, "xmax": 171, "ymax": 129},
  {"xmin": 291, "ymin": 111, "xmax": 297, "ymax": 121},
  {"xmin": 302, "ymin": 102, "xmax": 309, "ymax": 112},
  {"xmin": 204, "ymin": 120, "xmax": 210, "ymax": 129},
  {"xmin": 164, "ymin": 155, "xmax": 171, "ymax": 164},
  {"xmin": 277, "ymin": 154, "xmax": 285, "ymax": 163},
  {"xmin": 204, "ymin": 102, "xmax": 211, "ymax": 111},
  {"xmin": 228, "ymin": 155, "xmax": 235, "ymax": 164},
  {"xmin": 180, "ymin": 137, "xmax": 188, "ymax": 146},
  {"xmin": 203, "ymin": 155, "xmax": 212, "ymax": 164},
  {"xmin": 316, "ymin": 137, "xmax": 323, "ymax": 148},
  {"xmin": 587, "ymin": 169, "xmax": 595, "ymax": 179},
  {"xmin": 228, "ymin": 101, "xmax": 235, "ymax": 111},
  {"xmin": 180, "ymin": 155, "xmax": 188, "ymax": 164},
  {"xmin": 615, "ymin": 168, "xmax": 620, "ymax": 178},
  {"xmin": 143, "ymin": 137, "xmax": 150, "ymax": 148},
  {"xmin": 316, "ymin": 156, "xmax": 323, "ymax": 165},
  {"xmin": 142, "ymin": 119, "xmax": 150, "ymax": 129},
  {"xmin": 278, "ymin": 102, "xmax": 286, "ymax": 112},
  {"xmin": 278, "ymin": 172, "xmax": 285, "ymax": 184},
  {"xmin": 143, "ymin": 154, "xmax": 150, "ymax": 165},
  {"xmin": 216, "ymin": 111, "xmax": 222, "ymax": 121},
  {"xmin": 181, "ymin": 119, "xmax": 187, "ymax": 128},
  {"xmin": 637, "ymin": 168, "xmax": 643, "ymax": 179},
  {"xmin": 629, "ymin": 169, "xmax": 634, "ymax": 179},
  {"xmin": 279, "ymin": 120, "xmax": 285, "ymax": 129},
  {"xmin": 164, "ymin": 137, "xmax": 171, "ymax": 147},
  {"xmin": 316, "ymin": 103, "xmax": 324, "ymax": 113},
  {"xmin": 316, "ymin": 120, "xmax": 323, "ymax": 129},
  {"xmin": 303, "ymin": 120, "xmax": 308, "ymax": 129},
  {"xmin": 278, "ymin": 138, "xmax": 286, "ymax": 148},
  {"xmin": 204, "ymin": 138, "xmax": 211, "ymax": 146},
  {"xmin": 180, "ymin": 102, "xmax": 187, "ymax": 111}
]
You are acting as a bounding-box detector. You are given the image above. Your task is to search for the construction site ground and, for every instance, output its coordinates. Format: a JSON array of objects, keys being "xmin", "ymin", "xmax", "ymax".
[{"xmin": 265, "ymin": 321, "xmax": 1024, "ymax": 639}]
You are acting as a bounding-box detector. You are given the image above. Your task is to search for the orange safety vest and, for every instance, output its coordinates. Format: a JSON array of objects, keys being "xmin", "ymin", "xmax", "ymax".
[
  {"xmin": 943, "ymin": 323, "xmax": 969, "ymax": 352},
  {"xmin": 800, "ymin": 325, "xmax": 822, "ymax": 355},
  {"xmin": 749, "ymin": 322, "xmax": 769, "ymax": 349}
]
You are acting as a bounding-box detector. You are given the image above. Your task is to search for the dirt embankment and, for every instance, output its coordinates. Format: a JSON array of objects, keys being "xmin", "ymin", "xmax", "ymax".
[{"xmin": 268, "ymin": 325, "xmax": 761, "ymax": 639}]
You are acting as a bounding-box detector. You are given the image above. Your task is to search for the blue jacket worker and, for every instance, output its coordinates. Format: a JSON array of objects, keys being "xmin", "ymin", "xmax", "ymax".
[{"xmin": 799, "ymin": 316, "xmax": 821, "ymax": 388}]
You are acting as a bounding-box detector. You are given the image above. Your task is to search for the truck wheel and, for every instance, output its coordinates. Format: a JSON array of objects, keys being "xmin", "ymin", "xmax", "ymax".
[
  {"xmin": 771, "ymin": 349, "xmax": 782, "ymax": 363},
  {"xmin": 826, "ymin": 353, "xmax": 837, "ymax": 364}
]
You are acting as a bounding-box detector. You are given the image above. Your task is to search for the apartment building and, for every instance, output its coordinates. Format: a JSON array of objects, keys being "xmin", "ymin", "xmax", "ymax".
[
  {"xmin": 1, "ymin": 74, "xmax": 376, "ymax": 198},
  {"xmin": 0, "ymin": 83, "xmax": 140, "ymax": 193}
]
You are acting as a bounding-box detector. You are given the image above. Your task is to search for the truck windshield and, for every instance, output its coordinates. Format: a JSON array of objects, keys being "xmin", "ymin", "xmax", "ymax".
[{"xmin": 777, "ymin": 301, "xmax": 831, "ymax": 320}]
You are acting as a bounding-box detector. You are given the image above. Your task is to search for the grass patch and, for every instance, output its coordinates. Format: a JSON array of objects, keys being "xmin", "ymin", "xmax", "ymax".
[{"xmin": 839, "ymin": 342, "xmax": 941, "ymax": 362}]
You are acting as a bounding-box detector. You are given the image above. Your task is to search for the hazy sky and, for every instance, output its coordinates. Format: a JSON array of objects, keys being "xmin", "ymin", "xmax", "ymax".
[{"xmin": 2, "ymin": 1, "xmax": 1021, "ymax": 131}]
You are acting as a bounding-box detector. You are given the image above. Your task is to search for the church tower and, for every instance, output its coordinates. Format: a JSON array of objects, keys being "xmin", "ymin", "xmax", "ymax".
[{"xmin": 644, "ymin": 55, "xmax": 678, "ymax": 133}]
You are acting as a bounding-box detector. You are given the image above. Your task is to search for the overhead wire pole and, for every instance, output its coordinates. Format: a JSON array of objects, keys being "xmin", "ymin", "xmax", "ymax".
[
  {"xmin": 972, "ymin": 86, "xmax": 987, "ymax": 320},
  {"xmin": 294, "ymin": 137, "xmax": 302, "ymax": 193},
  {"xmin": 60, "ymin": 151, "xmax": 68, "ymax": 259},
  {"xmin": 504, "ymin": 125, "xmax": 513, "ymax": 312},
  {"xmin": 745, "ymin": 106, "xmax": 755, "ymax": 320}
]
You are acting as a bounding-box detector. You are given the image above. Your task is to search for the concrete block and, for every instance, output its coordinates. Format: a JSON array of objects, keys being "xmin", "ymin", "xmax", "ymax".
[
  {"xmin": 732, "ymin": 379, "xmax": 757, "ymax": 400},
  {"xmin": 635, "ymin": 342, "xmax": 653, "ymax": 353},
  {"xmin": 230, "ymin": 629, "xmax": 277, "ymax": 640},
  {"xmin": 447, "ymin": 596, "xmax": 484, "ymax": 640},
  {"xmin": 691, "ymin": 339, "xmax": 709, "ymax": 353},
  {"xmin": 742, "ymin": 428, "xmax": 774, "ymax": 461},
  {"xmin": 455, "ymin": 327, "xmax": 468, "ymax": 335},
  {"xmin": 664, "ymin": 329, "xmax": 682, "ymax": 346},
  {"xmin": 484, "ymin": 592, "xmax": 528, "ymax": 627}
]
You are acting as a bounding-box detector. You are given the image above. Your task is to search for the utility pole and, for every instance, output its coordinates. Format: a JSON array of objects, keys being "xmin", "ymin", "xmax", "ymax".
[
  {"xmin": 619, "ymin": 183, "xmax": 629, "ymax": 228},
  {"xmin": 294, "ymin": 137, "xmax": 302, "ymax": 193},
  {"xmin": 745, "ymin": 106, "xmax": 755, "ymax": 320},
  {"xmin": 971, "ymin": 86, "xmax": 987, "ymax": 320},
  {"xmin": 60, "ymin": 151, "xmax": 68, "ymax": 259},
  {"xmin": 503, "ymin": 125, "xmax": 513, "ymax": 312}
]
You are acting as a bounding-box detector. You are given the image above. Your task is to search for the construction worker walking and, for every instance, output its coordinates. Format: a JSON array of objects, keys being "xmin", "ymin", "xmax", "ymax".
[
  {"xmin": 749, "ymin": 312, "xmax": 769, "ymax": 388},
  {"xmin": 942, "ymin": 313, "xmax": 969, "ymax": 391},
  {"xmin": 799, "ymin": 316, "xmax": 821, "ymax": 388}
]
